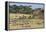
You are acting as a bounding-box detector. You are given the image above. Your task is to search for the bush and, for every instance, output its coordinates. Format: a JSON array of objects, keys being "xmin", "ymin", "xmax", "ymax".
[
  {"xmin": 28, "ymin": 16, "xmax": 31, "ymax": 19},
  {"xmin": 22, "ymin": 15, "xmax": 26, "ymax": 19}
]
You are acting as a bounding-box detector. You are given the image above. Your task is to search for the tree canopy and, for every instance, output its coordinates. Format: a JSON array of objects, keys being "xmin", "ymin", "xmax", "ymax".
[{"xmin": 9, "ymin": 5, "xmax": 32, "ymax": 14}]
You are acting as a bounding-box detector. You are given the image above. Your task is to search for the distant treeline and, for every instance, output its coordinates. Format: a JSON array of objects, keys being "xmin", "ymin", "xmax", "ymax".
[
  {"xmin": 9, "ymin": 5, "xmax": 44, "ymax": 14},
  {"xmin": 9, "ymin": 5, "xmax": 32, "ymax": 14}
]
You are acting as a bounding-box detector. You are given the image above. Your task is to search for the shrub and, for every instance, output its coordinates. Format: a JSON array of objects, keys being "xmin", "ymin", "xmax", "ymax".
[{"xmin": 28, "ymin": 16, "xmax": 31, "ymax": 19}]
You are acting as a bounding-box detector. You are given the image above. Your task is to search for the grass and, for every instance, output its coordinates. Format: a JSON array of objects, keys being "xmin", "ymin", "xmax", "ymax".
[{"xmin": 8, "ymin": 13, "xmax": 44, "ymax": 30}]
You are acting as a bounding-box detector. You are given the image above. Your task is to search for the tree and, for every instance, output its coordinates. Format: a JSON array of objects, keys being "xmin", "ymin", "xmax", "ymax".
[{"xmin": 9, "ymin": 5, "xmax": 32, "ymax": 14}]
